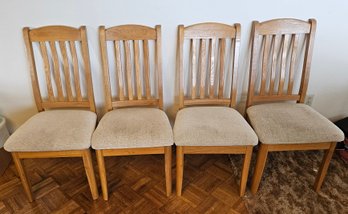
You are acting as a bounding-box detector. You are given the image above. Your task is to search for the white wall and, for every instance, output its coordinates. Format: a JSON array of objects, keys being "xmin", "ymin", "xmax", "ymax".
[{"xmin": 1, "ymin": 0, "xmax": 348, "ymax": 132}]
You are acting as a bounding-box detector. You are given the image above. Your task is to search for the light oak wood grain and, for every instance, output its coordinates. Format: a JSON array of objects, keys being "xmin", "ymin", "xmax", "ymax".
[
  {"xmin": 246, "ymin": 18, "xmax": 316, "ymax": 107},
  {"xmin": 176, "ymin": 23, "xmax": 252, "ymax": 197},
  {"xmin": 178, "ymin": 22, "xmax": 241, "ymax": 108},
  {"xmin": 246, "ymin": 19, "xmax": 332, "ymax": 195},
  {"xmin": 24, "ymin": 25, "xmax": 96, "ymax": 111},
  {"xmin": 15, "ymin": 26, "xmax": 99, "ymax": 202},
  {"xmin": 98, "ymin": 25, "xmax": 171, "ymax": 200}
]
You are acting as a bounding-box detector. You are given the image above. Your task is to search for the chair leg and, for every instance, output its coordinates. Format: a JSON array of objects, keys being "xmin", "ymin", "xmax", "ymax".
[
  {"xmin": 82, "ymin": 149, "xmax": 99, "ymax": 200},
  {"xmin": 314, "ymin": 142, "xmax": 336, "ymax": 192},
  {"xmin": 240, "ymin": 146, "xmax": 253, "ymax": 196},
  {"xmin": 176, "ymin": 146, "xmax": 184, "ymax": 196},
  {"xmin": 164, "ymin": 146, "xmax": 172, "ymax": 197},
  {"xmin": 12, "ymin": 152, "xmax": 34, "ymax": 202},
  {"xmin": 250, "ymin": 144, "xmax": 269, "ymax": 195},
  {"xmin": 96, "ymin": 150, "xmax": 108, "ymax": 201}
]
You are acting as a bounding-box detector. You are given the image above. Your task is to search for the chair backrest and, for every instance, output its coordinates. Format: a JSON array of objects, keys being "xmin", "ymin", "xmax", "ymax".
[
  {"xmin": 99, "ymin": 25, "xmax": 163, "ymax": 111},
  {"xmin": 23, "ymin": 26, "xmax": 96, "ymax": 112},
  {"xmin": 177, "ymin": 22, "xmax": 241, "ymax": 109},
  {"xmin": 246, "ymin": 18, "xmax": 317, "ymax": 107}
]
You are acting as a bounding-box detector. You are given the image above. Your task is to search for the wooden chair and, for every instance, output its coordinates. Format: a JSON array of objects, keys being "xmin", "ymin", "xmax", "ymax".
[
  {"xmin": 246, "ymin": 18, "xmax": 344, "ymax": 194},
  {"xmin": 93, "ymin": 25, "xmax": 173, "ymax": 200},
  {"xmin": 4, "ymin": 26, "xmax": 99, "ymax": 201},
  {"xmin": 174, "ymin": 23, "xmax": 258, "ymax": 197}
]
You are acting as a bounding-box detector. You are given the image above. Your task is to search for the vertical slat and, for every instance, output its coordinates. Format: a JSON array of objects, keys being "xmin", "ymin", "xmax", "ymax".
[
  {"xmin": 99, "ymin": 26, "xmax": 113, "ymax": 111},
  {"xmin": 218, "ymin": 39, "xmax": 226, "ymax": 99},
  {"xmin": 114, "ymin": 41, "xmax": 125, "ymax": 100},
  {"xmin": 178, "ymin": 25, "xmax": 184, "ymax": 109},
  {"xmin": 190, "ymin": 39, "xmax": 197, "ymax": 99},
  {"xmin": 269, "ymin": 35, "xmax": 281, "ymax": 95},
  {"xmin": 134, "ymin": 40, "xmax": 142, "ymax": 100},
  {"xmin": 209, "ymin": 38, "xmax": 216, "ymax": 98},
  {"xmin": 260, "ymin": 35, "xmax": 271, "ymax": 95},
  {"xmin": 23, "ymin": 28, "xmax": 43, "ymax": 112},
  {"xmin": 199, "ymin": 39, "xmax": 207, "ymax": 99},
  {"xmin": 59, "ymin": 41, "xmax": 73, "ymax": 101},
  {"xmin": 39, "ymin": 42, "xmax": 55, "ymax": 102},
  {"xmin": 124, "ymin": 40, "xmax": 133, "ymax": 100},
  {"xmin": 49, "ymin": 41, "xmax": 64, "ymax": 101},
  {"xmin": 278, "ymin": 34, "xmax": 290, "ymax": 95},
  {"xmin": 143, "ymin": 40, "xmax": 151, "ymax": 99},
  {"xmin": 155, "ymin": 25, "xmax": 163, "ymax": 109},
  {"xmin": 69, "ymin": 41, "xmax": 83, "ymax": 101},
  {"xmin": 230, "ymin": 23, "xmax": 241, "ymax": 108},
  {"xmin": 287, "ymin": 34, "xmax": 299, "ymax": 95},
  {"xmin": 80, "ymin": 26, "xmax": 96, "ymax": 112}
]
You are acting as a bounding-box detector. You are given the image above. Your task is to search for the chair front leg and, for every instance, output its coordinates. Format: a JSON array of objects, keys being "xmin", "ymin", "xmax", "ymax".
[
  {"xmin": 96, "ymin": 150, "xmax": 108, "ymax": 200},
  {"xmin": 164, "ymin": 146, "xmax": 172, "ymax": 197},
  {"xmin": 82, "ymin": 149, "xmax": 99, "ymax": 200},
  {"xmin": 314, "ymin": 142, "xmax": 336, "ymax": 192},
  {"xmin": 250, "ymin": 144, "xmax": 269, "ymax": 195},
  {"xmin": 12, "ymin": 152, "xmax": 34, "ymax": 202},
  {"xmin": 240, "ymin": 146, "xmax": 253, "ymax": 196},
  {"xmin": 176, "ymin": 146, "xmax": 184, "ymax": 196}
]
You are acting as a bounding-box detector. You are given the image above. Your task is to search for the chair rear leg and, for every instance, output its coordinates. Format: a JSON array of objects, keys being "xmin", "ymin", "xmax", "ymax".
[
  {"xmin": 314, "ymin": 142, "xmax": 336, "ymax": 192},
  {"xmin": 12, "ymin": 152, "xmax": 33, "ymax": 202},
  {"xmin": 240, "ymin": 146, "xmax": 253, "ymax": 196},
  {"xmin": 164, "ymin": 146, "xmax": 172, "ymax": 197},
  {"xmin": 96, "ymin": 150, "xmax": 108, "ymax": 200},
  {"xmin": 82, "ymin": 149, "xmax": 99, "ymax": 200},
  {"xmin": 176, "ymin": 146, "xmax": 184, "ymax": 196},
  {"xmin": 250, "ymin": 144, "xmax": 269, "ymax": 195}
]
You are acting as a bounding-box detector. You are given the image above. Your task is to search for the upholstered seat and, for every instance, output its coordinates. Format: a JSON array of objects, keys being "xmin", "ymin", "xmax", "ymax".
[
  {"xmin": 92, "ymin": 108, "xmax": 173, "ymax": 149},
  {"xmin": 174, "ymin": 106, "xmax": 258, "ymax": 146},
  {"xmin": 247, "ymin": 103, "xmax": 344, "ymax": 145},
  {"xmin": 4, "ymin": 110, "xmax": 97, "ymax": 152}
]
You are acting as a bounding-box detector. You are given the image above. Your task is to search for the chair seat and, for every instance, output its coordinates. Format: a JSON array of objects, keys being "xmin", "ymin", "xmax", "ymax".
[
  {"xmin": 247, "ymin": 103, "xmax": 344, "ymax": 145},
  {"xmin": 174, "ymin": 106, "xmax": 258, "ymax": 146},
  {"xmin": 92, "ymin": 108, "xmax": 173, "ymax": 149},
  {"xmin": 4, "ymin": 110, "xmax": 97, "ymax": 152}
]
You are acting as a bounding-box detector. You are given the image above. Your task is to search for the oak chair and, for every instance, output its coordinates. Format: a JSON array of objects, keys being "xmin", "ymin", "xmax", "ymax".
[
  {"xmin": 4, "ymin": 26, "xmax": 99, "ymax": 201},
  {"xmin": 93, "ymin": 25, "xmax": 173, "ymax": 200},
  {"xmin": 246, "ymin": 18, "xmax": 344, "ymax": 194},
  {"xmin": 174, "ymin": 23, "xmax": 258, "ymax": 197}
]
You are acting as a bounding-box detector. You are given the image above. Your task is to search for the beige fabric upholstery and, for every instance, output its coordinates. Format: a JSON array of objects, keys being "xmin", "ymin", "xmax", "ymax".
[
  {"xmin": 92, "ymin": 108, "xmax": 173, "ymax": 149},
  {"xmin": 247, "ymin": 103, "xmax": 344, "ymax": 145},
  {"xmin": 4, "ymin": 110, "xmax": 97, "ymax": 152},
  {"xmin": 174, "ymin": 106, "xmax": 258, "ymax": 146}
]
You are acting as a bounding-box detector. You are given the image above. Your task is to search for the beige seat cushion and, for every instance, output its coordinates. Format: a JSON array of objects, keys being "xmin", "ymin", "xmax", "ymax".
[
  {"xmin": 247, "ymin": 103, "xmax": 344, "ymax": 145},
  {"xmin": 4, "ymin": 110, "xmax": 97, "ymax": 152},
  {"xmin": 174, "ymin": 106, "xmax": 258, "ymax": 146},
  {"xmin": 92, "ymin": 108, "xmax": 173, "ymax": 149}
]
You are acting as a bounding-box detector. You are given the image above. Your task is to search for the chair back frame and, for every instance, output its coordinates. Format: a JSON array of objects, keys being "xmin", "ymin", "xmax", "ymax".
[
  {"xmin": 99, "ymin": 25, "xmax": 163, "ymax": 111},
  {"xmin": 177, "ymin": 22, "xmax": 241, "ymax": 109},
  {"xmin": 23, "ymin": 26, "xmax": 96, "ymax": 112},
  {"xmin": 246, "ymin": 18, "xmax": 317, "ymax": 108}
]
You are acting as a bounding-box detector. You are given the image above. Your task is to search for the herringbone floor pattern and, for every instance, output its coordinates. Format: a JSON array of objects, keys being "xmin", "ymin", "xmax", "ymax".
[{"xmin": 0, "ymin": 151, "xmax": 248, "ymax": 213}]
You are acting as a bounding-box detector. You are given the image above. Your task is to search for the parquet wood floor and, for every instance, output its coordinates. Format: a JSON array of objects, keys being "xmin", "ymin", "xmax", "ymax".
[{"xmin": 0, "ymin": 151, "xmax": 248, "ymax": 213}]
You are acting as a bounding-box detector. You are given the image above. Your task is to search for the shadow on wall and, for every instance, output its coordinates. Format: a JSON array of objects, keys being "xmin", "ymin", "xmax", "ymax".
[
  {"xmin": 164, "ymin": 25, "xmax": 181, "ymax": 127},
  {"xmin": 0, "ymin": 107, "xmax": 37, "ymax": 134}
]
